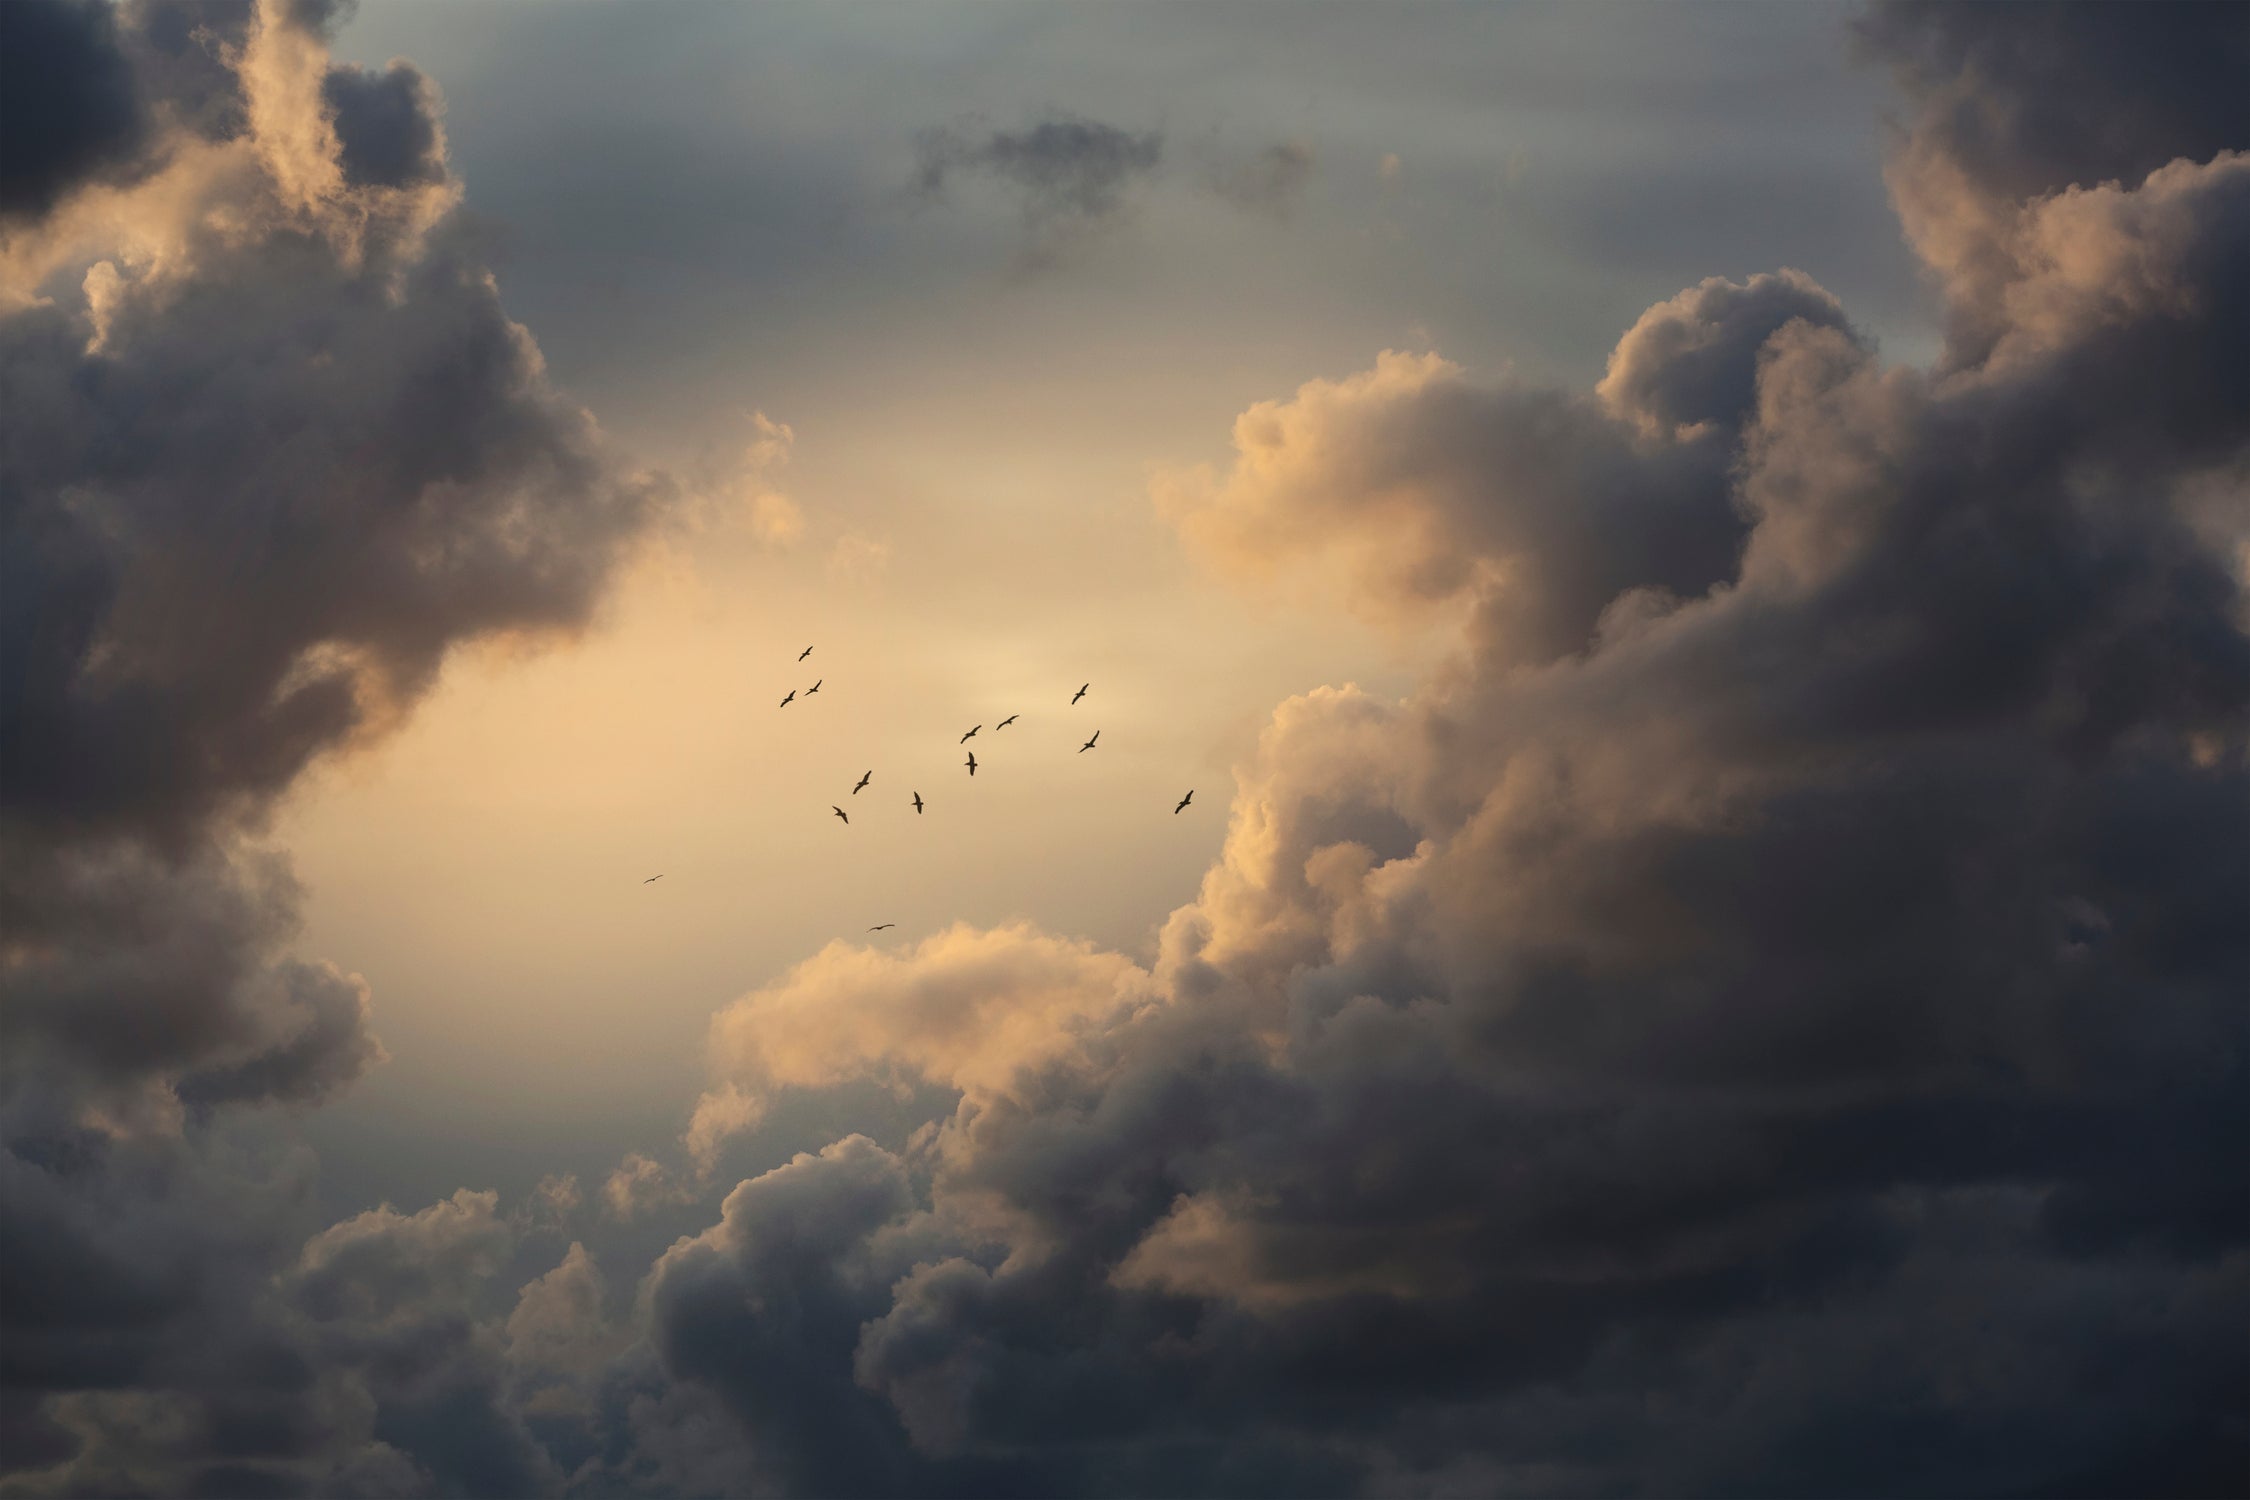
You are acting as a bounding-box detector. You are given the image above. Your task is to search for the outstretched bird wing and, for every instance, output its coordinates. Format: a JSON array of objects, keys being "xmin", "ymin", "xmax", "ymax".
[{"xmin": 832, "ymin": 806, "xmax": 848, "ymax": 823}]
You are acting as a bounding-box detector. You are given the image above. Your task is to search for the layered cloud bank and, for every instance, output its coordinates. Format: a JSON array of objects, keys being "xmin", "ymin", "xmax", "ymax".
[{"xmin": 4, "ymin": 2, "xmax": 2246, "ymax": 1496}]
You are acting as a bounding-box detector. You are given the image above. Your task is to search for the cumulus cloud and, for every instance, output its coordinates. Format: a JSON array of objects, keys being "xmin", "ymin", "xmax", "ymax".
[
  {"xmin": 629, "ymin": 6, "xmax": 2249, "ymax": 1492},
  {"xmin": 0, "ymin": 0, "xmax": 677, "ymax": 1489}
]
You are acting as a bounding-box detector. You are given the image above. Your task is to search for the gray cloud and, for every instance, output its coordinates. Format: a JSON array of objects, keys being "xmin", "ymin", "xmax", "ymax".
[
  {"xmin": 913, "ymin": 113, "xmax": 1162, "ymax": 269},
  {"xmin": 0, "ymin": 0, "xmax": 150, "ymax": 222},
  {"xmin": 0, "ymin": 0, "xmax": 677, "ymax": 1491},
  {"xmin": 1201, "ymin": 140, "xmax": 1316, "ymax": 221},
  {"xmin": 323, "ymin": 60, "xmax": 445, "ymax": 190}
]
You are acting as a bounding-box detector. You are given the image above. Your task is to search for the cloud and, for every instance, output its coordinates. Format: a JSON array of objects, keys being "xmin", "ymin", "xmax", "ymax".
[
  {"xmin": 913, "ymin": 112, "xmax": 1162, "ymax": 269},
  {"xmin": 602, "ymin": 1151, "xmax": 699, "ymax": 1220},
  {"xmin": 8, "ymin": 3, "xmax": 2247, "ymax": 1496},
  {"xmin": 826, "ymin": 532, "xmax": 892, "ymax": 585},
  {"xmin": 0, "ymin": 0, "xmax": 679, "ymax": 1489},
  {"xmin": 737, "ymin": 410, "xmax": 804, "ymax": 546},
  {"xmin": 626, "ymin": 7, "xmax": 2249, "ymax": 1491},
  {"xmin": 642, "ymin": 1137, "xmax": 926, "ymax": 1495},
  {"xmin": 694, "ymin": 922, "xmax": 1157, "ymax": 1144},
  {"xmin": 0, "ymin": 1, "xmax": 150, "ymax": 223},
  {"xmin": 1201, "ymin": 140, "xmax": 1316, "ymax": 220}
]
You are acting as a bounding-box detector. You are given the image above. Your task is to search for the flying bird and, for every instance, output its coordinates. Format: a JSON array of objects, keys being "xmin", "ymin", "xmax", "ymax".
[
  {"xmin": 867, "ymin": 923, "xmax": 894, "ymax": 931},
  {"xmin": 643, "ymin": 874, "xmax": 664, "ymax": 883},
  {"xmin": 798, "ymin": 646, "xmax": 813, "ymax": 661},
  {"xmin": 832, "ymin": 806, "xmax": 849, "ymax": 825},
  {"xmin": 996, "ymin": 715, "xmax": 1017, "ymax": 729},
  {"xmin": 1174, "ymin": 790, "xmax": 1193, "ymax": 814},
  {"xmin": 912, "ymin": 792, "xmax": 924, "ymax": 813},
  {"xmin": 807, "ymin": 679, "xmax": 822, "ymax": 695},
  {"xmin": 779, "ymin": 689, "xmax": 796, "ymax": 708},
  {"xmin": 1079, "ymin": 731, "xmax": 1100, "ymax": 753},
  {"xmin": 965, "ymin": 752, "xmax": 978, "ymax": 775},
  {"xmin": 960, "ymin": 725, "xmax": 981, "ymax": 744},
  {"xmin": 853, "ymin": 770, "xmax": 872, "ymax": 794},
  {"xmin": 1072, "ymin": 683, "xmax": 1089, "ymax": 704}
]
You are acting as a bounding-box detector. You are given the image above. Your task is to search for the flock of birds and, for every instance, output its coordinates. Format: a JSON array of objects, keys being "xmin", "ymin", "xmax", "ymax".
[{"xmin": 642, "ymin": 648, "xmax": 1196, "ymax": 928}]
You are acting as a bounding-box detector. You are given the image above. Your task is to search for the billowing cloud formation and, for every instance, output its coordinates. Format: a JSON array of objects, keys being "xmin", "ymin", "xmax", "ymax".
[
  {"xmin": 637, "ymin": 6, "xmax": 2248, "ymax": 1493},
  {"xmin": 914, "ymin": 112, "xmax": 1163, "ymax": 269},
  {"xmin": 1156, "ymin": 265, "xmax": 1855, "ymax": 666},
  {"xmin": 7, "ymin": 3, "xmax": 2247, "ymax": 1496},
  {"xmin": 0, "ymin": 0, "xmax": 673, "ymax": 1490}
]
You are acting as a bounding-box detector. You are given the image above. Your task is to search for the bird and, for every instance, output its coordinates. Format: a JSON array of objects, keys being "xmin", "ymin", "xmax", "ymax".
[
  {"xmin": 643, "ymin": 874, "xmax": 664, "ymax": 883},
  {"xmin": 1072, "ymin": 683, "xmax": 1089, "ymax": 704},
  {"xmin": 807, "ymin": 679, "xmax": 823, "ymax": 695},
  {"xmin": 996, "ymin": 715, "xmax": 1017, "ymax": 730},
  {"xmin": 868, "ymin": 923, "xmax": 894, "ymax": 931},
  {"xmin": 1174, "ymin": 790, "xmax": 1193, "ymax": 814},
  {"xmin": 960, "ymin": 725, "xmax": 981, "ymax": 744},
  {"xmin": 798, "ymin": 646, "xmax": 813, "ymax": 661},
  {"xmin": 832, "ymin": 805, "xmax": 849, "ymax": 824},
  {"xmin": 1079, "ymin": 730, "xmax": 1100, "ymax": 753},
  {"xmin": 853, "ymin": 770, "xmax": 872, "ymax": 794},
  {"xmin": 965, "ymin": 751, "xmax": 978, "ymax": 775},
  {"xmin": 779, "ymin": 689, "xmax": 796, "ymax": 708},
  {"xmin": 912, "ymin": 792, "xmax": 924, "ymax": 813}
]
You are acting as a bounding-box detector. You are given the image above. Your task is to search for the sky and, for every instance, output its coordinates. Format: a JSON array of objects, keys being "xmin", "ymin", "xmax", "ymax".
[{"xmin": 1, "ymin": 2, "xmax": 2246, "ymax": 1497}]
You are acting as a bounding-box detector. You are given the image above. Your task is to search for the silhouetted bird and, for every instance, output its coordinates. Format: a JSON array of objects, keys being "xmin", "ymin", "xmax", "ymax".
[
  {"xmin": 965, "ymin": 752, "xmax": 978, "ymax": 776},
  {"xmin": 853, "ymin": 770, "xmax": 872, "ymax": 794},
  {"xmin": 1072, "ymin": 683, "xmax": 1089, "ymax": 704},
  {"xmin": 960, "ymin": 725, "xmax": 980, "ymax": 744},
  {"xmin": 997, "ymin": 715, "xmax": 1017, "ymax": 730},
  {"xmin": 644, "ymin": 875, "xmax": 664, "ymax": 883},
  {"xmin": 832, "ymin": 806, "xmax": 849, "ymax": 825},
  {"xmin": 807, "ymin": 679, "xmax": 823, "ymax": 695},
  {"xmin": 779, "ymin": 690, "xmax": 796, "ymax": 708},
  {"xmin": 868, "ymin": 923, "xmax": 895, "ymax": 931},
  {"xmin": 1079, "ymin": 731, "xmax": 1100, "ymax": 753},
  {"xmin": 1174, "ymin": 791, "xmax": 1193, "ymax": 814},
  {"xmin": 912, "ymin": 792, "xmax": 924, "ymax": 813},
  {"xmin": 799, "ymin": 646, "xmax": 813, "ymax": 661}
]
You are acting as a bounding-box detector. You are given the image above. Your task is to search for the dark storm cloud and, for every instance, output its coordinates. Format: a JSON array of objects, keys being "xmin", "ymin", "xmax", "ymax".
[
  {"xmin": 0, "ymin": 0, "xmax": 150, "ymax": 221},
  {"xmin": 913, "ymin": 113, "xmax": 1162, "ymax": 267},
  {"xmin": 322, "ymin": 60, "xmax": 444, "ymax": 189},
  {"xmin": 635, "ymin": 3, "xmax": 2249, "ymax": 1492},
  {"xmin": 0, "ymin": 2, "xmax": 677, "ymax": 1492},
  {"xmin": 1854, "ymin": 0, "xmax": 2250, "ymax": 205}
]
